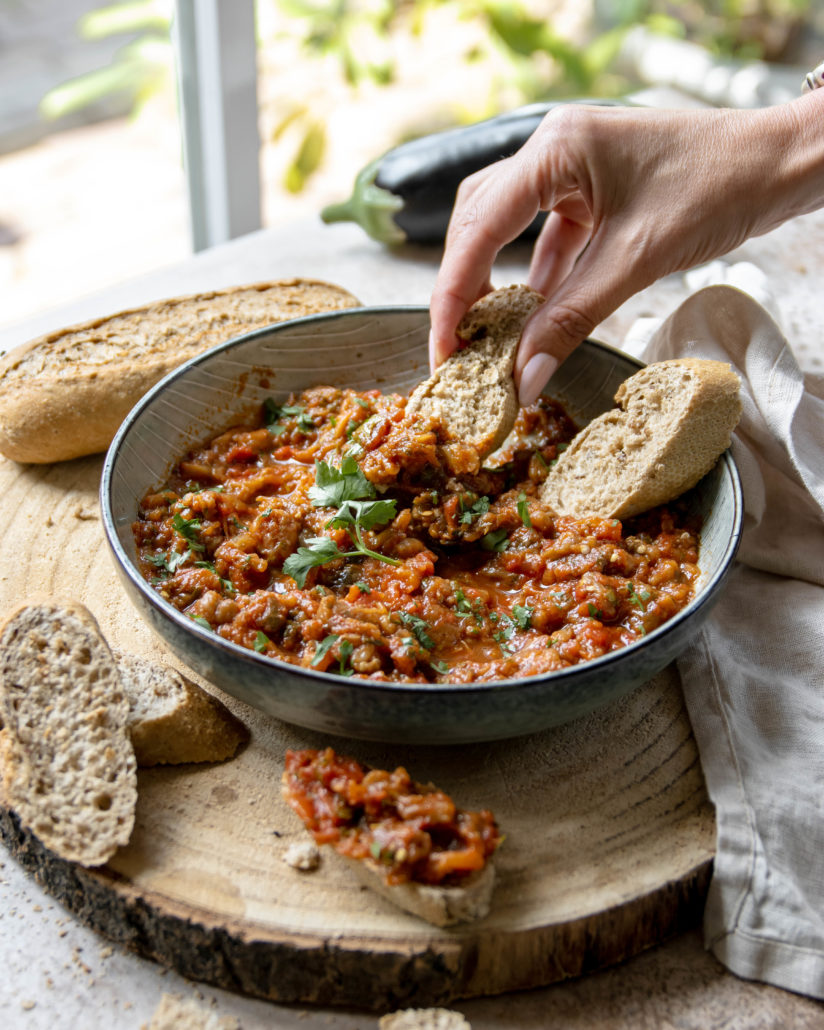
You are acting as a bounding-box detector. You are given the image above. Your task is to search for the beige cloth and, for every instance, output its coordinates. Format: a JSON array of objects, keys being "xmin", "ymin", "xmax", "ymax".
[{"xmin": 640, "ymin": 284, "xmax": 824, "ymax": 997}]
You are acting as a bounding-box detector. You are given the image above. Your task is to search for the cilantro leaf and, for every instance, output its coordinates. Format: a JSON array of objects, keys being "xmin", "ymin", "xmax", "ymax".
[{"xmin": 431, "ymin": 659, "xmax": 450, "ymax": 675}]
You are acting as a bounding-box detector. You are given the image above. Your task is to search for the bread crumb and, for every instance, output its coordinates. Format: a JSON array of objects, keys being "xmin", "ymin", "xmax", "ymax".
[
  {"xmin": 20, "ymin": 1000, "xmax": 36, "ymax": 1011},
  {"xmin": 379, "ymin": 1009, "xmax": 471, "ymax": 1030},
  {"xmin": 145, "ymin": 992, "xmax": 240, "ymax": 1030},
  {"xmin": 283, "ymin": 839, "xmax": 320, "ymax": 871}
]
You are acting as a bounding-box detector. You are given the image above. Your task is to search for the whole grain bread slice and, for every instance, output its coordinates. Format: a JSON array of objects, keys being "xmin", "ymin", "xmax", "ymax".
[
  {"xmin": 114, "ymin": 649, "xmax": 249, "ymax": 766},
  {"xmin": 0, "ymin": 278, "xmax": 360, "ymax": 464},
  {"xmin": 541, "ymin": 358, "xmax": 742, "ymax": 519},
  {"xmin": 0, "ymin": 599, "xmax": 137, "ymax": 866},
  {"xmin": 407, "ymin": 284, "xmax": 545, "ymax": 457}
]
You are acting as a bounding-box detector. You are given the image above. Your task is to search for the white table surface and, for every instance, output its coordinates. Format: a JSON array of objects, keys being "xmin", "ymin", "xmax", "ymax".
[{"xmin": 2, "ymin": 214, "xmax": 823, "ymax": 1029}]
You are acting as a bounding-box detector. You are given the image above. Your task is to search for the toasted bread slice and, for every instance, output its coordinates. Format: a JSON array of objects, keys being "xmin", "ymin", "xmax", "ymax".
[
  {"xmin": 541, "ymin": 358, "xmax": 741, "ymax": 519},
  {"xmin": 0, "ymin": 278, "xmax": 360, "ymax": 464},
  {"xmin": 0, "ymin": 599, "xmax": 137, "ymax": 866},
  {"xmin": 407, "ymin": 284, "xmax": 545, "ymax": 457},
  {"xmin": 114, "ymin": 649, "xmax": 249, "ymax": 767}
]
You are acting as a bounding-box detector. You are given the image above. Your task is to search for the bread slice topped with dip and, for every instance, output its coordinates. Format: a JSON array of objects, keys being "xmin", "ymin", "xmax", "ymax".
[
  {"xmin": 282, "ymin": 747, "xmax": 501, "ymax": 927},
  {"xmin": 407, "ymin": 283, "xmax": 545, "ymax": 458},
  {"xmin": 0, "ymin": 278, "xmax": 361, "ymax": 465},
  {"xmin": 541, "ymin": 357, "xmax": 742, "ymax": 519}
]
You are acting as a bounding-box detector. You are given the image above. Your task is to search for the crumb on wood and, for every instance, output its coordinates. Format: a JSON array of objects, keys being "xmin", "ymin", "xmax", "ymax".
[{"xmin": 283, "ymin": 839, "xmax": 320, "ymax": 871}]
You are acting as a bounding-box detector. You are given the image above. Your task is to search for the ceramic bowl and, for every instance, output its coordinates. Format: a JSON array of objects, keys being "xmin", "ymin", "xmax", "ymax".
[{"xmin": 101, "ymin": 306, "xmax": 742, "ymax": 744}]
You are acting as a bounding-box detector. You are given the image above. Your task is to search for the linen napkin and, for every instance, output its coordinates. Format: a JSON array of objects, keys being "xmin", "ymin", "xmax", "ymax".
[{"xmin": 637, "ymin": 283, "xmax": 824, "ymax": 998}]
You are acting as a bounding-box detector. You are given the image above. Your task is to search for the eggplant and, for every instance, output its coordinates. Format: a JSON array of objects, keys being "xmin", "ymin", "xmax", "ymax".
[{"xmin": 321, "ymin": 98, "xmax": 633, "ymax": 245}]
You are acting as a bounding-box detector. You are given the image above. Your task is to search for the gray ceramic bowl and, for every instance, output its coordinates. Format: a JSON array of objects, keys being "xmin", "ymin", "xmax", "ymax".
[{"xmin": 101, "ymin": 306, "xmax": 742, "ymax": 745}]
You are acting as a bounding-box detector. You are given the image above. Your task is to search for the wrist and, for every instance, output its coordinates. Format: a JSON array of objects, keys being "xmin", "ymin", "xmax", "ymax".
[{"xmin": 762, "ymin": 90, "xmax": 824, "ymax": 224}]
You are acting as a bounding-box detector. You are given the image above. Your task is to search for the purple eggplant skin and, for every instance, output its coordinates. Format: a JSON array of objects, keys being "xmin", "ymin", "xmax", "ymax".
[{"xmin": 321, "ymin": 98, "xmax": 634, "ymax": 245}]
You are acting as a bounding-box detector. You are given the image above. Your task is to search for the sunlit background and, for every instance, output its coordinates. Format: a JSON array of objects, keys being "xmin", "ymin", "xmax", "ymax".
[{"xmin": 1, "ymin": 0, "xmax": 822, "ymax": 333}]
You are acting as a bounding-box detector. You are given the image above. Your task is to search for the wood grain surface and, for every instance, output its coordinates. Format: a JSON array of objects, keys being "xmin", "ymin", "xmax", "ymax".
[{"xmin": 0, "ymin": 453, "xmax": 716, "ymax": 1009}]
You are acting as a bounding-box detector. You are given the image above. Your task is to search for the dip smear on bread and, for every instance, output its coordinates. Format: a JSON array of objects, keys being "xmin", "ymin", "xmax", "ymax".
[{"xmin": 282, "ymin": 747, "xmax": 501, "ymax": 926}]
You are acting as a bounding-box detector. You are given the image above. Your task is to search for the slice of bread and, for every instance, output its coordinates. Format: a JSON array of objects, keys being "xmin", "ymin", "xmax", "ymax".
[
  {"xmin": 541, "ymin": 358, "xmax": 741, "ymax": 519},
  {"xmin": 336, "ymin": 849, "xmax": 496, "ymax": 928},
  {"xmin": 0, "ymin": 599, "xmax": 137, "ymax": 867},
  {"xmin": 0, "ymin": 278, "xmax": 360, "ymax": 464},
  {"xmin": 114, "ymin": 649, "xmax": 249, "ymax": 767},
  {"xmin": 407, "ymin": 284, "xmax": 545, "ymax": 457},
  {"xmin": 379, "ymin": 1008, "xmax": 472, "ymax": 1030}
]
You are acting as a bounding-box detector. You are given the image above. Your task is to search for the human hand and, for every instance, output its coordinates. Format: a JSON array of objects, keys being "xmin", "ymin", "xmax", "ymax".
[{"xmin": 429, "ymin": 97, "xmax": 820, "ymax": 405}]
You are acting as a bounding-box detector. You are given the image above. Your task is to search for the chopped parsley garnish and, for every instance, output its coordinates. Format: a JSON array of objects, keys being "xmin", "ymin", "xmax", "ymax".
[
  {"xmin": 338, "ymin": 640, "xmax": 354, "ymax": 676},
  {"xmin": 354, "ymin": 581, "xmax": 371, "ymax": 593},
  {"xmin": 354, "ymin": 396, "xmax": 371, "ymax": 409},
  {"xmin": 397, "ymin": 612, "xmax": 434, "ymax": 650},
  {"xmin": 492, "ymin": 613, "xmax": 517, "ymax": 655},
  {"xmin": 264, "ymin": 398, "xmax": 315, "ymax": 434},
  {"xmin": 190, "ymin": 615, "xmax": 212, "ymax": 631},
  {"xmin": 587, "ymin": 602, "xmax": 602, "ymax": 619},
  {"xmin": 627, "ymin": 583, "xmax": 648, "ymax": 610},
  {"xmin": 517, "ymin": 492, "xmax": 532, "ymax": 528},
  {"xmin": 283, "ymin": 458, "xmax": 400, "ymax": 587},
  {"xmin": 171, "ymin": 514, "xmax": 205, "ymax": 551},
  {"xmin": 459, "ymin": 495, "xmax": 490, "ymax": 525},
  {"xmin": 194, "ymin": 559, "xmax": 235, "ymax": 594},
  {"xmin": 311, "ymin": 634, "xmax": 339, "ymax": 666},
  {"xmin": 431, "ymin": 660, "xmax": 450, "ymax": 675},
  {"xmin": 511, "ymin": 604, "xmax": 534, "ymax": 630},
  {"xmin": 254, "ymin": 630, "xmax": 272, "ymax": 653},
  {"xmin": 480, "ymin": 528, "xmax": 509, "ymax": 552}
]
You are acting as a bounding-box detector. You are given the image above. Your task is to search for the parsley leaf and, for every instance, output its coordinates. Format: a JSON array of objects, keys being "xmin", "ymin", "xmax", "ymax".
[
  {"xmin": 311, "ymin": 634, "xmax": 339, "ymax": 666},
  {"xmin": 328, "ymin": 497, "xmax": 397, "ymax": 532},
  {"xmin": 459, "ymin": 495, "xmax": 490, "ymax": 525},
  {"xmin": 264, "ymin": 398, "xmax": 315, "ymax": 433},
  {"xmin": 338, "ymin": 640, "xmax": 354, "ymax": 676},
  {"xmin": 282, "ymin": 536, "xmax": 344, "ymax": 587},
  {"xmin": 171, "ymin": 514, "xmax": 205, "ymax": 551},
  {"xmin": 480, "ymin": 528, "xmax": 509, "ymax": 552},
  {"xmin": 397, "ymin": 612, "xmax": 434, "ymax": 650},
  {"xmin": 309, "ymin": 456, "xmax": 375, "ymax": 508},
  {"xmin": 492, "ymin": 613, "xmax": 517, "ymax": 655},
  {"xmin": 431, "ymin": 659, "xmax": 450, "ymax": 675},
  {"xmin": 190, "ymin": 615, "xmax": 213, "ymax": 631},
  {"xmin": 254, "ymin": 630, "xmax": 272, "ymax": 653}
]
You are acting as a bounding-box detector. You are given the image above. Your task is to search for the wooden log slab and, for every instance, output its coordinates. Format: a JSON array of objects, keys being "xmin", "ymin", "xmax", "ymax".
[{"xmin": 0, "ymin": 454, "xmax": 716, "ymax": 1010}]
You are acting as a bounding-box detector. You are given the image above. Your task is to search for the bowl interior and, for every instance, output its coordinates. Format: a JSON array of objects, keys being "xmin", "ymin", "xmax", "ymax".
[{"xmin": 102, "ymin": 306, "xmax": 742, "ymax": 743}]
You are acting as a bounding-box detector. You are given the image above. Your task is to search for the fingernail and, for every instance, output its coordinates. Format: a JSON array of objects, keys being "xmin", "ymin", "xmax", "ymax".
[{"xmin": 518, "ymin": 353, "xmax": 559, "ymax": 407}]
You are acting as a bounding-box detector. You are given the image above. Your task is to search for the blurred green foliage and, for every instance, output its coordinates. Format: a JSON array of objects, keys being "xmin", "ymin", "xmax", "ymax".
[
  {"xmin": 38, "ymin": 0, "xmax": 816, "ymax": 193},
  {"xmin": 39, "ymin": 1, "xmax": 172, "ymax": 122}
]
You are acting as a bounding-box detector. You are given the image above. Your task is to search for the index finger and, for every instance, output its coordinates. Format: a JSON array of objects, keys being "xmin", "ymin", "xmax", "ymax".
[{"xmin": 428, "ymin": 157, "xmax": 543, "ymax": 367}]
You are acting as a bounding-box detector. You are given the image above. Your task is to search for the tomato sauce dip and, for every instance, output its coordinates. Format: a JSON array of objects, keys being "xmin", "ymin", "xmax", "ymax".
[
  {"xmin": 282, "ymin": 747, "xmax": 500, "ymax": 886},
  {"xmin": 132, "ymin": 385, "xmax": 701, "ymax": 683}
]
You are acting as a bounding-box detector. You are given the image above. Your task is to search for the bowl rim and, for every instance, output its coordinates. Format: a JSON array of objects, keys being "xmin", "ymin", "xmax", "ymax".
[{"xmin": 100, "ymin": 304, "xmax": 744, "ymax": 699}]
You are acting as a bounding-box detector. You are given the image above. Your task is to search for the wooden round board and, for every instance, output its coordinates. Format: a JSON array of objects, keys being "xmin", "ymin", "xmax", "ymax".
[{"xmin": 0, "ymin": 454, "xmax": 715, "ymax": 1010}]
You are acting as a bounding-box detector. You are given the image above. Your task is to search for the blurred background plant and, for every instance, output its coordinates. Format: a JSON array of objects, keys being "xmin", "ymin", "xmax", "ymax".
[
  {"xmin": 1, "ymin": 0, "xmax": 822, "ymax": 333},
  {"xmin": 32, "ymin": 0, "xmax": 823, "ymax": 198}
]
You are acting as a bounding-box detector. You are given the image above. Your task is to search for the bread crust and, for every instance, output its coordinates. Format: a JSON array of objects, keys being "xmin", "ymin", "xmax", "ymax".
[
  {"xmin": 541, "ymin": 357, "xmax": 742, "ymax": 519},
  {"xmin": 0, "ymin": 278, "xmax": 360, "ymax": 464},
  {"xmin": 408, "ymin": 284, "xmax": 544, "ymax": 457},
  {"xmin": 114, "ymin": 650, "xmax": 249, "ymax": 767},
  {"xmin": 333, "ymin": 849, "xmax": 496, "ymax": 927}
]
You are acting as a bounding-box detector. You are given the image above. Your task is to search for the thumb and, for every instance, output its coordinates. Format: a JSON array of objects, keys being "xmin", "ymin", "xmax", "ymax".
[{"xmin": 515, "ymin": 235, "xmax": 641, "ymax": 405}]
